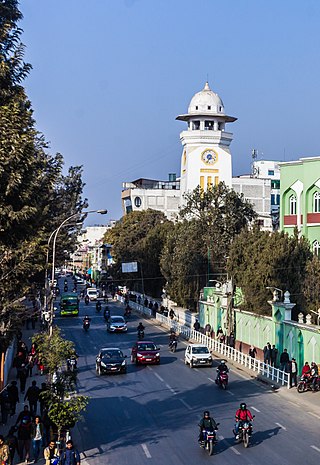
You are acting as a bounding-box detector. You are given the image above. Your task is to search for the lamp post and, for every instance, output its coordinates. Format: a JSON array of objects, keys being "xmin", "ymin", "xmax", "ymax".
[
  {"xmin": 49, "ymin": 209, "xmax": 107, "ymax": 335},
  {"xmin": 266, "ymin": 286, "xmax": 284, "ymax": 302}
]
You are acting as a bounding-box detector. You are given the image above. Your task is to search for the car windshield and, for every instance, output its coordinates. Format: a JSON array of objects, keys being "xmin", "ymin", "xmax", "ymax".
[
  {"xmin": 88, "ymin": 290, "xmax": 97, "ymax": 295},
  {"xmin": 111, "ymin": 317, "xmax": 125, "ymax": 323},
  {"xmin": 192, "ymin": 347, "xmax": 209, "ymax": 354},
  {"xmin": 137, "ymin": 343, "xmax": 157, "ymax": 351},
  {"xmin": 101, "ymin": 350, "xmax": 123, "ymax": 359}
]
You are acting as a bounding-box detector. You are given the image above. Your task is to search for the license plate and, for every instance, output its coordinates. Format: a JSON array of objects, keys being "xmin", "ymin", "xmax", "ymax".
[
  {"xmin": 200, "ymin": 360, "xmax": 206, "ymax": 363},
  {"xmin": 111, "ymin": 367, "xmax": 117, "ymax": 370},
  {"xmin": 146, "ymin": 359, "xmax": 152, "ymax": 362}
]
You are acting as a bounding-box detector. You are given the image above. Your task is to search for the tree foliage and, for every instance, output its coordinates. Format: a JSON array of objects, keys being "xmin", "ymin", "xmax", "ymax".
[
  {"xmin": 160, "ymin": 183, "xmax": 256, "ymax": 310},
  {"xmin": 227, "ymin": 227, "xmax": 312, "ymax": 315},
  {"xmin": 104, "ymin": 210, "xmax": 171, "ymax": 297},
  {"xmin": 48, "ymin": 395, "xmax": 88, "ymax": 436},
  {"xmin": 303, "ymin": 255, "xmax": 320, "ymax": 315}
]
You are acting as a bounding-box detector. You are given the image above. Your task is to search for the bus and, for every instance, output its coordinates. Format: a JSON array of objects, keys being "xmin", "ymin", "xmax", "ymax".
[{"xmin": 60, "ymin": 292, "xmax": 79, "ymax": 316}]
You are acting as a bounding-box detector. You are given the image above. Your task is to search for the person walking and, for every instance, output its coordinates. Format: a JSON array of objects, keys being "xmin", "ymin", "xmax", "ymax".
[
  {"xmin": 24, "ymin": 381, "xmax": 40, "ymax": 415},
  {"xmin": 249, "ymin": 345, "xmax": 257, "ymax": 358},
  {"xmin": 44, "ymin": 440, "xmax": 59, "ymax": 465},
  {"xmin": 60, "ymin": 440, "xmax": 80, "ymax": 465},
  {"xmin": 169, "ymin": 309, "xmax": 176, "ymax": 320},
  {"xmin": 0, "ymin": 435, "xmax": 9, "ymax": 465},
  {"xmin": 193, "ymin": 319, "xmax": 200, "ymax": 332},
  {"xmin": 280, "ymin": 349, "xmax": 290, "ymax": 372},
  {"xmin": 263, "ymin": 343, "xmax": 271, "ymax": 365},
  {"xmin": 7, "ymin": 381, "xmax": 19, "ymax": 416},
  {"xmin": 289, "ymin": 358, "xmax": 298, "ymax": 387},
  {"xmin": 228, "ymin": 332, "xmax": 235, "ymax": 348},
  {"xmin": 0, "ymin": 388, "xmax": 11, "ymax": 425},
  {"xmin": 31, "ymin": 416, "xmax": 43, "ymax": 463},
  {"xmin": 6, "ymin": 427, "xmax": 18, "ymax": 465},
  {"xmin": 16, "ymin": 408, "xmax": 32, "ymax": 463},
  {"xmin": 18, "ymin": 363, "xmax": 28, "ymax": 394},
  {"xmin": 271, "ymin": 345, "xmax": 278, "ymax": 367}
]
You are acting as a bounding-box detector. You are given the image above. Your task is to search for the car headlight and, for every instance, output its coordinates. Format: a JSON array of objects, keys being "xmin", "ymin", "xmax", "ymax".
[
  {"xmin": 100, "ymin": 361, "xmax": 106, "ymax": 367},
  {"xmin": 208, "ymin": 356, "xmax": 212, "ymax": 360},
  {"xmin": 121, "ymin": 360, "xmax": 126, "ymax": 366},
  {"xmin": 192, "ymin": 356, "xmax": 197, "ymax": 361},
  {"xmin": 137, "ymin": 353, "xmax": 143, "ymax": 357},
  {"xmin": 156, "ymin": 353, "xmax": 160, "ymax": 357},
  {"xmin": 110, "ymin": 326, "xmax": 116, "ymax": 329}
]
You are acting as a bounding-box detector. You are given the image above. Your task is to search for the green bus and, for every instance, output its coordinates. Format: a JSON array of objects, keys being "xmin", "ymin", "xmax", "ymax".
[{"xmin": 60, "ymin": 292, "xmax": 79, "ymax": 316}]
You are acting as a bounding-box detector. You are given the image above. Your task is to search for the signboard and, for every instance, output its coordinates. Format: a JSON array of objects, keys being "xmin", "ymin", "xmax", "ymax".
[{"xmin": 121, "ymin": 262, "xmax": 138, "ymax": 273}]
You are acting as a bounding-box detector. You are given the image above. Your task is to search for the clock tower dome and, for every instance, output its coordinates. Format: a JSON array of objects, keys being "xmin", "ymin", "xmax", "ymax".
[{"xmin": 176, "ymin": 82, "xmax": 237, "ymax": 200}]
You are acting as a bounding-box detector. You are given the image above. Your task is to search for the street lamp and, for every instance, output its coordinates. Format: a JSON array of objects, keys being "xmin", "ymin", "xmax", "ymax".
[
  {"xmin": 266, "ymin": 286, "xmax": 284, "ymax": 302},
  {"xmin": 49, "ymin": 209, "xmax": 107, "ymax": 334}
]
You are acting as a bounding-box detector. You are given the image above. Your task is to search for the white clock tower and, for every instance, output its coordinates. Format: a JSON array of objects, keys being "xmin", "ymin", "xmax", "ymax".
[{"xmin": 176, "ymin": 82, "xmax": 237, "ymax": 200}]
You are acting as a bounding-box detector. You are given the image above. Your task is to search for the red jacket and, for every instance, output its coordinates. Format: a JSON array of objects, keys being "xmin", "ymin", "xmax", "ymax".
[
  {"xmin": 235, "ymin": 408, "xmax": 253, "ymax": 421},
  {"xmin": 302, "ymin": 365, "xmax": 311, "ymax": 376}
]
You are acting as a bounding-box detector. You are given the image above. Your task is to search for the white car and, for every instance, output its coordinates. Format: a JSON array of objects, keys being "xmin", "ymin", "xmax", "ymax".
[
  {"xmin": 107, "ymin": 316, "xmax": 128, "ymax": 333},
  {"xmin": 86, "ymin": 288, "xmax": 98, "ymax": 301},
  {"xmin": 184, "ymin": 344, "xmax": 213, "ymax": 368}
]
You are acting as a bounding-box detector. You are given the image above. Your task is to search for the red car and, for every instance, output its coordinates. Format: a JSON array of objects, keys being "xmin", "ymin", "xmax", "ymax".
[{"xmin": 131, "ymin": 341, "xmax": 160, "ymax": 365}]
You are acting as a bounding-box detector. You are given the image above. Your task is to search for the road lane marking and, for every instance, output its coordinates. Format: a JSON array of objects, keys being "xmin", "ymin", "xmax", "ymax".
[
  {"xmin": 141, "ymin": 444, "xmax": 151, "ymax": 458},
  {"xmin": 179, "ymin": 398, "xmax": 192, "ymax": 410},
  {"xmin": 251, "ymin": 406, "xmax": 260, "ymax": 413},
  {"xmin": 154, "ymin": 372, "xmax": 164, "ymax": 382},
  {"xmin": 311, "ymin": 445, "xmax": 320, "ymax": 453},
  {"xmin": 219, "ymin": 435, "xmax": 241, "ymax": 455},
  {"xmin": 288, "ymin": 401, "xmax": 299, "ymax": 407},
  {"xmin": 226, "ymin": 390, "xmax": 235, "ymax": 396},
  {"xmin": 208, "ymin": 377, "xmax": 215, "ymax": 383},
  {"xmin": 194, "ymin": 368, "xmax": 199, "ymax": 372},
  {"xmin": 275, "ymin": 422, "xmax": 287, "ymax": 430},
  {"xmin": 166, "ymin": 383, "xmax": 176, "ymax": 394},
  {"xmin": 308, "ymin": 411, "xmax": 320, "ymax": 420}
]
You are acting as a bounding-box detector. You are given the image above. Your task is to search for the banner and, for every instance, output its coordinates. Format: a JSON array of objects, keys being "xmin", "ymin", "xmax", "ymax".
[{"xmin": 121, "ymin": 262, "xmax": 138, "ymax": 273}]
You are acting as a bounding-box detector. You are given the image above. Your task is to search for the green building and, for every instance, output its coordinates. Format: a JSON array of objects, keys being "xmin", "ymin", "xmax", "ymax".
[{"xmin": 280, "ymin": 156, "xmax": 320, "ymax": 254}]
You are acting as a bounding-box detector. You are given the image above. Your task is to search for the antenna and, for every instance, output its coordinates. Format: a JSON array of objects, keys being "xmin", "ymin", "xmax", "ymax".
[{"xmin": 251, "ymin": 149, "xmax": 259, "ymax": 178}]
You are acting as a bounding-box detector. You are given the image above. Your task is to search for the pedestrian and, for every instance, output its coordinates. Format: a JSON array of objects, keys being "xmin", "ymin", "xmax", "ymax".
[
  {"xmin": 13, "ymin": 351, "xmax": 25, "ymax": 379},
  {"xmin": 7, "ymin": 381, "xmax": 19, "ymax": 416},
  {"xmin": 280, "ymin": 348, "xmax": 290, "ymax": 372},
  {"xmin": 193, "ymin": 319, "xmax": 200, "ymax": 332},
  {"xmin": 60, "ymin": 440, "xmax": 80, "ymax": 465},
  {"xmin": 31, "ymin": 416, "xmax": 43, "ymax": 463},
  {"xmin": 42, "ymin": 408, "xmax": 52, "ymax": 447},
  {"xmin": 27, "ymin": 353, "xmax": 35, "ymax": 377},
  {"xmin": 271, "ymin": 345, "xmax": 278, "ymax": 367},
  {"xmin": 144, "ymin": 298, "xmax": 148, "ymax": 308},
  {"xmin": 169, "ymin": 309, "xmax": 176, "ymax": 320},
  {"xmin": 228, "ymin": 332, "xmax": 235, "ymax": 348},
  {"xmin": 24, "ymin": 380, "xmax": 40, "ymax": 415},
  {"xmin": 205, "ymin": 323, "xmax": 211, "ymax": 337},
  {"xmin": 16, "ymin": 408, "xmax": 32, "ymax": 463},
  {"xmin": 248, "ymin": 345, "xmax": 257, "ymax": 358},
  {"xmin": 0, "ymin": 434, "xmax": 9, "ymax": 465},
  {"xmin": 44, "ymin": 440, "xmax": 59, "ymax": 465},
  {"xmin": 137, "ymin": 295, "xmax": 141, "ymax": 305},
  {"xmin": 0, "ymin": 388, "xmax": 11, "ymax": 425},
  {"xmin": 289, "ymin": 358, "xmax": 298, "ymax": 387},
  {"xmin": 6, "ymin": 427, "xmax": 18, "ymax": 465},
  {"xmin": 18, "ymin": 363, "xmax": 28, "ymax": 394},
  {"xmin": 263, "ymin": 342, "xmax": 271, "ymax": 365}
]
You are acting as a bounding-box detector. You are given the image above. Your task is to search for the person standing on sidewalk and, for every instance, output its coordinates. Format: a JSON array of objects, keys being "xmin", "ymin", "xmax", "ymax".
[
  {"xmin": 193, "ymin": 319, "xmax": 200, "ymax": 332},
  {"xmin": 24, "ymin": 381, "xmax": 40, "ymax": 415},
  {"xmin": 280, "ymin": 349, "xmax": 290, "ymax": 372},
  {"xmin": 289, "ymin": 358, "xmax": 298, "ymax": 387},
  {"xmin": 31, "ymin": 416, "xmax": 43, "ymax": 463},
  {"xmin": 18, "ymin": 363, "xmax": 28, "ymax": 394},
  {"xmin": 7, "ymin": 381, "xmax": 19, "ymax": 416},
  {"xmin": 0, "ymin": 435, "xmax": 9, "ymax": 465},
  {"xmin": 263, "ymin": 343, "xmax": 271, "ymax": 365},
  {"xmin": 270, "ymin": 345, "xmax": 278, "ymax": 367},
  {"xmin": 60, "ymin": 440, "xmax": 80, "ymax": 465}
]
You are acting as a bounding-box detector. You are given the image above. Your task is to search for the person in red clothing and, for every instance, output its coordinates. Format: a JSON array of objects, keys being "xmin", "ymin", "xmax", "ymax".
[
  {"xmin": 301, "ymin": 361, "xmax": 311, "ymax": 377},
  {"xmin": 234, "ymin": 403, "xmax": 254, "ymax": 438}
]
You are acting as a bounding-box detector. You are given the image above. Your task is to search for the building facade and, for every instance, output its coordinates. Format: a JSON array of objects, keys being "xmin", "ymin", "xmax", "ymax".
[{"xmin": 280, "ymin": 157, "xmax": 320, "ymax": 254}]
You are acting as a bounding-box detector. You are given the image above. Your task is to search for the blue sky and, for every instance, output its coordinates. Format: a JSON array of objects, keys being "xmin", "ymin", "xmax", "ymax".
[{"xmin": 20, "ymin": 0, "xmax": 320, "ymax": 223}]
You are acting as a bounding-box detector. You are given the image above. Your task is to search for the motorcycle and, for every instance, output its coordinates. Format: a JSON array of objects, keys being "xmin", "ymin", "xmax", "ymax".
[
  {"xmin": 297, "ymin": 374, "xmax": 320, "ymax": 393},
  {"xmin": 64, "ymin": 284, "xmax": 68, "ymax": 292},
  {"xmin": 199, "ymin": 426, "xmax": 219, "ymax": 456},
  {"xmin": 216, "ymin": 371, "xmax": 229, "ymax": 390},
  {"xmin": 84, "ymin": 295, "xmax": 89, "ymax": 305},
  {"xmin": 104, "ymin": 307, "xmax": 110, "ymax": 321},
  {"xmin": 169, "ymin": 339, "xmax": 178, "ymax": 353},
  {"xmin": 96, "ymin": 301, "xmax": 102, "ymax": 312},
  {"xmin": 124, "ymin": 306, "xmax": 132, "ymax": 318},
  {"xmin": 235, "ymin": 419, "xmax": 254, "ymax": 448},
  {"xmin": 138, "ymin": 329, "xmax": 144, "ymax": 340},
  {"xmin": 67, "ymin": 357, "xmax": 78, "ymax": 372},
  {"xmin": 83, "ymin": 320, "xmax": 90, "ymax": 331}
]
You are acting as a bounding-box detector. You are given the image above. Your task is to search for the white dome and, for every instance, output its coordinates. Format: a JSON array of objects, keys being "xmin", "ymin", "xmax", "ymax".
[{"xmin": 188, "ymin": 82, "xmax": 225, "ymax": 115}]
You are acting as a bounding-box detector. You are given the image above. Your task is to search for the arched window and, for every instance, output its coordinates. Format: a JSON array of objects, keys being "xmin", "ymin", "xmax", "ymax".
[
  {"xmin": 313, "ymin": 240, "xmax": 320, "ymax": 256},
  {"xmin": 313, "ymin": 192, "xmax": 320, "ymax": 213},
  {"xmin": 289, "ymin": 195, "xmax": 297, "ymax": 215}
]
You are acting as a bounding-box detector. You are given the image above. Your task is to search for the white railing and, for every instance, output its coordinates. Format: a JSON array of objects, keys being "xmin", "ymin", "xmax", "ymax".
[
  {"xmin": 155, "ymin": 313, "xmax": 290, "ymax": 389},
  {"xmin": 116, "ymin": 295, "xmax": 152, "ymax": 317}
]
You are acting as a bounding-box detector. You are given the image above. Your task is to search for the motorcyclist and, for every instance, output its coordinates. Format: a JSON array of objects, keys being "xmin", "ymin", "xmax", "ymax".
[
  {"xmin": 96, "ymin": 300, "xmax": 102, "ymax": 311},
  {"xmin": 198, "ymin": 411, "xmax": 218, "ymax": 444},
  {"xmin": 234, "ymin": 403, "xmax": 254, "ymax": 439},
  {"xmin": 137, "ymin": 322, "xmax": 145, "ymax": 334},
  {"xmin": 169, "ymin": 330, "xmax": 178, "ymax": 348},
  {"xmin": 104, "ymin": 306, "xmax": 110, "ymax": 321},
  {"xmin": 83, "ymin": 315, "xmax": 91, "ymax": 327},
  {"xmin": 310, "ymin": 362, "xmax": 319, "ymax": 390},
  {"xmin": 216, "ymin": 360, "xmax": 229, "ymax": 383},
  {"xmin": 84, "ymin": 294, "xmax": 89, "ymax": 304}
]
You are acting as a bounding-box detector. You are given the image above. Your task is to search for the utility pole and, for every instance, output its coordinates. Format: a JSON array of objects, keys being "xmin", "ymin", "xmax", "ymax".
[{"xmin": 226, "ymin": 277, "xmax": 235, "ymax": 337}]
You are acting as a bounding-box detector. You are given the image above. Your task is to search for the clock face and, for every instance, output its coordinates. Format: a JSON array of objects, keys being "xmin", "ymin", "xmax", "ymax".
[{"xmin": 201, "ymin": 149, "xmax": 217, "ymax": 165}]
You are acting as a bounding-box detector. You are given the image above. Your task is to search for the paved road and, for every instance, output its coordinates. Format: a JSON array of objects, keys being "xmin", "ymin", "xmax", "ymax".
[{"xmin": 57, "ymin": 285, "xmax": 320, "ymax": 465}]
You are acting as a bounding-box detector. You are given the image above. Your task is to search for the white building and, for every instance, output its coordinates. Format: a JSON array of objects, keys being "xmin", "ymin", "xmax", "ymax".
[
  {"xmin": 176, "ymin": 82, "xmax": 237, "ymax": 200},
  {"xmin": 121, "ymin": 176, "xmax": 180, "ymax": 221}
]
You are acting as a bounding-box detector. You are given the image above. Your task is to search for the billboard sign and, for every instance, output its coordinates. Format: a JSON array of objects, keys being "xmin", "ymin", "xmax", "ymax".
[{"xmin": 121, "ymin": 262, "xmax": 138, "ymax": 273}]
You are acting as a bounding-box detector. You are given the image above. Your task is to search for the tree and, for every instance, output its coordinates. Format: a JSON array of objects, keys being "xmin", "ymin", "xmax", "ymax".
[
  {"xmin": 303, "ymin": 255, "xmax": 320, "ymax": 316},
  {"xmin": 104, "ymin": 210, "xmax": 171, "ymax": 296},
  {"xmin": 160, "ymin": 183, "xmax": 256, "ymax": 309},
  {"xmin": 227, "ymin": 227, "xmax": 312, "ymax": 315},
  {"xmin": 47, "ymin": 395, "xmax": 88, "ymax": 439}
]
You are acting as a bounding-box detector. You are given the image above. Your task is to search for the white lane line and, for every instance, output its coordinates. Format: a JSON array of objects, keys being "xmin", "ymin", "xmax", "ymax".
[
  {"xmin": 154, "ymin": 372, "xmax": 164, "ymax": 382},
  {"xmin": 219, "ymin": 435, "xmax": 241, "ymax": 456},
  {"xmin": 226, "ymin": 390, "xmax": 235, "ymax": 396},
  {"xmin": 308, "ymin": 411, "xmax": 320, "ymax": 420},
  {"xmin": 251, "ymin": 406, "xmax": 260, "ymax": 413},
  {"xmin": 208, "ymin": 377, "xmax": 215, "ymax": 383},
  {"xmin": 179, "ymin": 398, "xmax": 192, "ymax": 410},
  {"xmin": 166, "ymin": 383, "xmax": 176, "ymax": 394},
  {"xmin": 288, "ymin": 401, "xmax": 299, "ymax": 407},
  {"xmin": 311, "ymin": 445, "xmax": 320, "ymax": 453},
  {"xmin": 275, "ymin": 422, "xmax": 287, "ymax": 430},
  {"xmin": 194, "ymin": 368, "xmax": 199, "ymax": 372},
  {"xmin": 180, "ymin": 358, "xmax": 185, "ymax": 363},
  {"xmin": 141, "ymin": 443, "xmax": 152, "ymax": 458}
]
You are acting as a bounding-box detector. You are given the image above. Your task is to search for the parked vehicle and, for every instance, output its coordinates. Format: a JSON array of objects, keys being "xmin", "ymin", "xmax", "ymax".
[
  {"xmin": 184, "ymin": 344, "xmax": 212, "ymax": 368},
  {"xmin": 96, "ymin": 347, "xmax": 127, "ymax": 375},
  {"xmin": 297, "ymin": 374, "xmax": 320, "ymax": 393},
  {"xmin": 131, "ymin": 341, "xmax": 160, "ymax": 365}
]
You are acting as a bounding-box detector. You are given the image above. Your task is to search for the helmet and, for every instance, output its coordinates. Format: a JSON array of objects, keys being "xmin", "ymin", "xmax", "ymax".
[
  {"xmin": 203, "ymin": 410, "xmax": 210, "ymax": 417},
  {"xmin": 240, "ymin": 403, "xmax": 246, "ymax": 410},
  {"xmin": 221, "ymin": 360, "xmax": 226, "ymax": 365},
  {"xmin": 85, "ymin": 315, "xmax": 88, "ymax": 319}
]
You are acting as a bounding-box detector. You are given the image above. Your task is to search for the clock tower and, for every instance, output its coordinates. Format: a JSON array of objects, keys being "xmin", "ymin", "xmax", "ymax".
[{"xmin": 176, "ymin": 82, "xmax": 237, "ymax": 200}]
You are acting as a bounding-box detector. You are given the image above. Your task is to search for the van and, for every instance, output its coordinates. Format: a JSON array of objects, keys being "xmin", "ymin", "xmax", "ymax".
[{"xmin": 60, "ymin": 293, "xmax": 79, "ymax": 316}]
